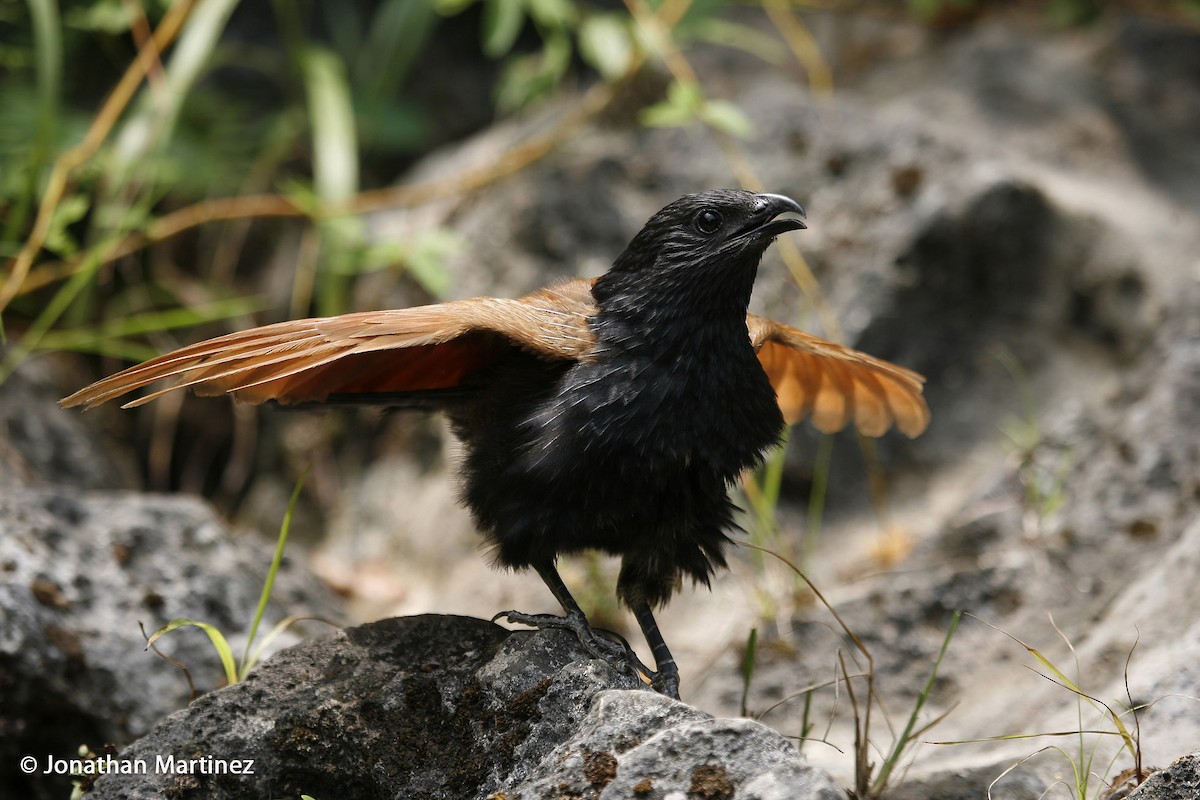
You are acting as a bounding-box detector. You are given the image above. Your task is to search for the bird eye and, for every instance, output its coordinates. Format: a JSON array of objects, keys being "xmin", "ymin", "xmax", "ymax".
[{"xmin": 693, "ymin": 208, "xmax": 722, "ymax": 235}]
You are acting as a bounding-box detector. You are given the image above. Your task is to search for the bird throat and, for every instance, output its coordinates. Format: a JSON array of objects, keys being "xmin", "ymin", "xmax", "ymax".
[{"xmin": 591, "ymin": 250, "xmax": 764, "ymax": 336}]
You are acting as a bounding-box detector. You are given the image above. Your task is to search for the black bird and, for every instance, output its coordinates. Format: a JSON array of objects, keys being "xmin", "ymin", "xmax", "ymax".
[{"xmin": 62, "ymin": 189, "xmax": 930, "ymax": 698}]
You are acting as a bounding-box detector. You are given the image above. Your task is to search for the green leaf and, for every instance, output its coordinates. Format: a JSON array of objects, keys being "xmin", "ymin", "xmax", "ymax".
[
  {"xmin": 343, "ymin": 230, "xmax": 460, "ymax": 296},
  {"xmin": 403, "ymin": 229, "xmax": 462, "ymax": 298},
  {"xmin": 578, "ymin": 14, "xmax": 634, "ymax": 80},
  {"xmin": 354, "ymin": 241, "xmax": 407, "ymax": 275},
  {"xmin": 63, "ymin": 0, "xmax": 133, "ymax": 34},
  {"xmin": 700, "ymin": 99, "xmax": 754, "ymax": 139},
  {"xmin": 0, "ymin": 245, "xmax": 105, "ymax": 385},
  {"xmin": 43, "ymin": 195, "xmax": 90, "ymax": 257},
  {"xmin": 482, "ymin": 0, "xmax": 526, "ymax": 58},
  {"xmin": 146, "ymin": 619, "xmax": 239, "ymax": 687},
  {"xmin": 667, "ymin": 79, "xmax": 704, "ymax": 108},
  {"xmin": 639, "ymin": 80, "xmax": 704, "ymax": 128},
  {"xmin": 541, "ymin": 29, "xmax": 573, "ymax": 76},
  {"xmin": 526, "ymin": 0, "xmax": 575, "ymax": 29},
  {"xmin": 277, "ymin": 179, "xmax": 323, "ymax": 218},
  {"xmin": 494, "ymin": 32, "xmax": 572, "ymax": 111},
  {"xmin": 639, "ymin": 101, "xmax": 694, "ymax": 128}
]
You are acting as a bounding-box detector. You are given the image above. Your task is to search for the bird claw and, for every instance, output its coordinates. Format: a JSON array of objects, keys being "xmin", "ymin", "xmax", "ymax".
[
  {"xmin": 492, "ymin": 609, "xmax": 653, "ymax": 682},
  {"xmin": 649, "ymin": 666, "xmax": 680, "ymax": 700}
]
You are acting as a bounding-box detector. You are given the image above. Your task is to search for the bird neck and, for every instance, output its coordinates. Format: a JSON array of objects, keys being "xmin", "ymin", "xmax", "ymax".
[
  {"xmin": 590, "ymin": 255, "xmax": 762, "ymax": 354},
  {"xmin": 592, "ymin": 253, "xmax": 762, "ymax": 326}
]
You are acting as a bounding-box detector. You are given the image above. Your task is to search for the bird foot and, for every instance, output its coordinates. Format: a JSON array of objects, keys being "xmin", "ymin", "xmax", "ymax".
[
  {"xmin": 650, "ymin": 665, "xmax": 680, "ymax": 701},
  {"xmin": 492, "ymin": 609, "xmax": 652, "ymax": 681}
]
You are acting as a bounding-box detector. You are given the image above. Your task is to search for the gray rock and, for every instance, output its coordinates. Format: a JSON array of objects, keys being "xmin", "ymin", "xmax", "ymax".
[
  {"xmin": 886, "ymin": 764, "xmax": 1048, "ymax": 800},
  {"xmin": 84, "ymin": 615, "xmax": 620, "ymax": 800},
  {"xmin": 1128, "ymin": 754, "xmax": 1200, "ymax": 800},
  {"xmin": 512, "ymin": 690, "xmax": 843, "ymax": 799},
  {"xmin": 83, "ymin": 615, "xmax": 838, "ymax": 800},
  {"xmin": 0, "ymin": 362, "xmax": 133, "ymax": 491},
  {"xmin": 0, "ymin": 488, "xmax": 344, "ymax": 800}
]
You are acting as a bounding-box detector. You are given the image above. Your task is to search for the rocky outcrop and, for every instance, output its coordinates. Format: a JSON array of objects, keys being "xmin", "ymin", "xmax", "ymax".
[
  {"xmin": 85, "ymin": 616, "xmax": 841, "ymax": 800},
  {"xmin": 0, "ymin": 486, "xmax": 344, "ymax": 800},
  {"xmin": 1129, "ymin": 754, "xmax": 1200, "ymax": 800}
]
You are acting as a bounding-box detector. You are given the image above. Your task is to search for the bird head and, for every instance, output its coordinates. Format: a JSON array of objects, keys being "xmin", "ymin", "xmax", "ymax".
[{"xmin": 597, "ymin": 189, "xmax": 806, "ymax": 312}]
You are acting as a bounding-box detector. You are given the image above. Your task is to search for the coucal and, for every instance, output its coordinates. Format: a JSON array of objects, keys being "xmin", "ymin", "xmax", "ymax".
[{"xmin": 62, "ymin": 189, "xmax": 929, "ymax": 698}]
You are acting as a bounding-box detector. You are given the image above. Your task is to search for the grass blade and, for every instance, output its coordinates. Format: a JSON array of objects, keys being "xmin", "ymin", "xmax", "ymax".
[
  {"xmin": 111, "ymin": 0, "xmax": 240, "ymax": 184},
  {"xmin": 740, "ymin": 627, "xmax": 758, "ymax": 717},
  {"xmin": 302, "ymin": 44, "xmax": 361, "ymax": 315},
  {"xmin": 359, "ymin": 0, "xmax": 439, "ymax": 103},
  {"xmin": 37, "ymin": 296, "xmax": 263, "ymax": 357},
  {"xmin": 0, "ymin": 245, "xmax": 106, "ymax": 384},
  {"xmin": 870, "ymin": 609, "xmax": 961, "ymax": 796},
  {"xmin": 6, "ymin": 0, "xmax": 62, "ymax": 246},
  {"xmin": 238, "ymin": 464, "xmax": 311, "ymax": 680},
  {"xmin": 303, "ymin": 45, "xmax": 359, "ymax": 207},
  {"xmin": 146, "ymin": 618, "xmax": 238, "ymax": 687},
  {"xmin": 805, "ymin": 432, "xmax": 833, "ymax": 567}
]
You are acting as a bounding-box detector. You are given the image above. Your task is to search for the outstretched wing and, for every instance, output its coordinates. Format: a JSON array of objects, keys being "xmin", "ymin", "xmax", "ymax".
[
  {"xmin": 60, "ymin": 280, "xmax": 597, "ymax": 410},
  {"xmin": 62, "ymin": 279, "xmax": 929, "ymax": 440},
  {"xmin": 748, "ymin": 315, "xmax": 930, "ymax": 438}
]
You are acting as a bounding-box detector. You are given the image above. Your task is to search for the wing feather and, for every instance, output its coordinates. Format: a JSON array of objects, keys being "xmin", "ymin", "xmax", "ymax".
[
  {"xmin": 748, "ymin": 315, "xmax": 930, "ymax": 438},
  {"xmin": 846, "ymin": 368, "xmax": 892, "ymax": 438},
  {"xmin": 810, "ymin": 356, "xmax": 853, "ymax": 434},
  {"xmin": 63, "ymin": 277, "xmax": 930, "ymax": 442},
  {"xmin": 61, "ymin": 279, "xmax": 598, "ymax": 410}
]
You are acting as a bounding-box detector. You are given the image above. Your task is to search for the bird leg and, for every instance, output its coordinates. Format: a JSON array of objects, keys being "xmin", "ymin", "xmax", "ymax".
[
  {"xmin": 492, "ymin": 561, "xmax": 653, "ymax": 681},
  {"xmin": 630, "ymin": 599, "xmax": 680, "ymax": 700}
]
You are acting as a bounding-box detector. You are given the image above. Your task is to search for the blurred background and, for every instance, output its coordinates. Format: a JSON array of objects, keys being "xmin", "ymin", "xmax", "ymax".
[{"xmin": 2, "ymin": 1, "xmax": 1199, "ymax": 798}]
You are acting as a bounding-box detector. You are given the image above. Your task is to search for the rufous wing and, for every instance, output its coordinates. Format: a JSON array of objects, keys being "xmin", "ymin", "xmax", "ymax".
[
  {"xmin": 62, "ymin": 276, "xmax": 930, "ymax": 439},
  {"xmin": 747, "ymin": 315, "xmax": 930, "ymax": 438},
  {"xmin": 60, "ymin": 280, "xmax": 598, "ymax": 411}
]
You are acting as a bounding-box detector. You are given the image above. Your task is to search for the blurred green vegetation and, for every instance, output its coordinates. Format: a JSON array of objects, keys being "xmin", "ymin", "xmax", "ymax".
[
  {"xmin": 1, "ymin": 0, "xmax": 456, "ymax": 373},
  {"xmin": 0, "ymin": 0, "xmax": 811, "ymax": 378},
  {"xmin": 5, "ymin": 0, "xmax": 1193, "ymax": 375}
]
